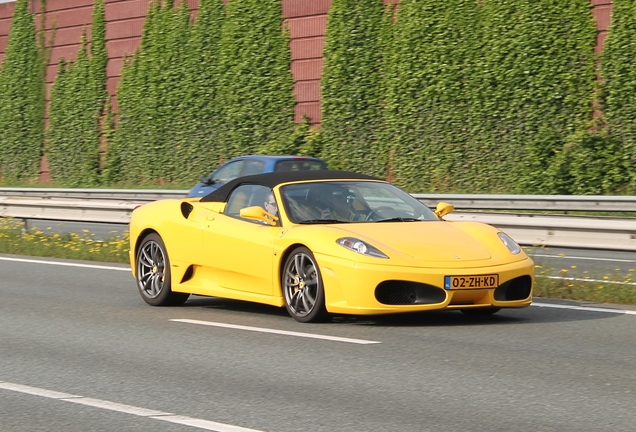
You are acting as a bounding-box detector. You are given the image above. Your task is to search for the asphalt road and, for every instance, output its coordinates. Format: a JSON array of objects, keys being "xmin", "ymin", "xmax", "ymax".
[{"xmin": 1, "ymin": 254, "xmax": 635, "ymax": 431}]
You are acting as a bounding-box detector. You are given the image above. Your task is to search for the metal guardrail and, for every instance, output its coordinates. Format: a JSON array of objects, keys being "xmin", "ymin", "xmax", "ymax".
[
  {"xmin": 411, "ymin": 193, "xmax": 636, "ymax": 212},
  {"xmin": 0, "ymin": 188, "xmax": 186, "ymax": 203},
  {"xmin": 1, "ymin": 188, "xmax": 636, "ymax": 250},
  {"xmin": 3, "ymin": 188, "xmax": 636, "ymax": 212}
]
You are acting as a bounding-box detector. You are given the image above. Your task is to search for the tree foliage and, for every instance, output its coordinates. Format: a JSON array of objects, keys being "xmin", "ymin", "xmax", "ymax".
[
  {"xmin": 319, "ymin": 0, "xmax": 387, "ymax": 178},
  {"xmin": 46, "ymin": 0, "xmax": 107, "ymax": 186},
  {"xmin": 601, "ymin": 0, "xmax": 636, "ymax": 191},
  {"xmin": 384, "ymin": 0, "xmax": 597, "ymax": 193},
  {"xmin": 113, "ymin": 0, "xmax": 192, "ymax": 183},
  {"xmin": 1, "ymin": 0, "xmax": 634, "ymax": 195},
  {"xmin": 216, "ymin": 0, "xmax": 296, "ymax": 158},
  {"xmin": 0, "ymin": 0, "xmax": 45, "ymax": 182}
]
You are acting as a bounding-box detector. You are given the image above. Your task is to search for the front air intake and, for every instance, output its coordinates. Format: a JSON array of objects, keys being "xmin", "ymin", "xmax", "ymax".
[
  {"xmin": 375, "ymin": 281, "xmax": 446, "ymax": 305},
  {"xmin": 494, "ymin": 275, "xmax": 532, "ymax": 301}
]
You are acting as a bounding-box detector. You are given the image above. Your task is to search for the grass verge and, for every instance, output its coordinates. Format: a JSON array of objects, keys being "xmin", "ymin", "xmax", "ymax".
[
  {"xmin": 0, "ymin": 218, "xmax": 129, "ymax": 263},
  {"xmin": 2, "ymin": 217, "xmax": 635, "ymax": 305},
  {"xmin": 533, "ymin": 270, "xmax": 636, "ymax": 305}
]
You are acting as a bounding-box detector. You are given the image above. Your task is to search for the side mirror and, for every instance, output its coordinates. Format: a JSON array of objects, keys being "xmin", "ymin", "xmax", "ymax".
[
  {"xmin": 434, "ymin": 202, "xmax": 454, "ymax": 219},
  {"xmin": 239, "ymin": 206, "xmax": 278, "ymax": 226}
]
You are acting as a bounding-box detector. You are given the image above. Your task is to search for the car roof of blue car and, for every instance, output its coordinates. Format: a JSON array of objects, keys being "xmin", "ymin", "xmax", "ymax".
[
  {"xmin": 187, "ymin": 155, "xmax": 328, "ymax": 197},
  {"xmin": 200, "ymin": 170, "xmax": 378, "ymax": 203},
  {"xmin": 229, "ymin": 155, "xmax": 324, "ymax": 161}
]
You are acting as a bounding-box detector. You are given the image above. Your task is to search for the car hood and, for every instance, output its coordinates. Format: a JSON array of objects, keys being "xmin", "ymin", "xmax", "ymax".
[
  {"xmin": 188, "ymin": 183, "xmax": 222, "ymax": 198},
  {"xmin": 343, "ymin": 222, "xmax": 491, "ymax": 261},
  {"xmin": 312, "ymin": 221, "xmax": 510, "ymax": 266}
]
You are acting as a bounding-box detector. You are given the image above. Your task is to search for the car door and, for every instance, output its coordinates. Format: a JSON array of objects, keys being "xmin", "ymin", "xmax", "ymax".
[{"xmin": 202, "ymin": 185, "xmax": 280, "ymax": 296}]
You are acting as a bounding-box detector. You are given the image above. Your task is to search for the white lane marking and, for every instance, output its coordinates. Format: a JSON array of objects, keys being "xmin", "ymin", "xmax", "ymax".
[
  {"xmin": 536, "ymin": 274, "xmax": 636, "ymax": 286},
  {"xmin": 0, "ymin": 381, "xmax": 265, "ymax": 432},
  {"xmin": 171, "ymin": 318, "xmax": 381, "ymax": 345},
  {"xmin": 0, "ymin": 256, "xmax": 130, "ymax": 271},
  {"xmin": 532, "ymin": 302, "xmax": 636, "ymax": 315},
  {"xmin": 531, "ymin": 253, "xmax": 636, "ymax": 263}
]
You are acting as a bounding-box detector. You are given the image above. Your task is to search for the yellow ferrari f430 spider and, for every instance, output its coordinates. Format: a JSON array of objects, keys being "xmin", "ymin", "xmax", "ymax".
[{"xmin": 129, "ymin": 171, "xmax": 534, "ymax": 322}]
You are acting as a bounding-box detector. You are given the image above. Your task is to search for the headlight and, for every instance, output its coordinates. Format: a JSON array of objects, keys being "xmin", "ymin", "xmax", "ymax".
[
  {"xmin": 498, "ymin": 232, "xmax": 521, "ymax": 255},
  {"xmin": 337, "ymin": 237, "xmax": 389, "ymax": 259}
]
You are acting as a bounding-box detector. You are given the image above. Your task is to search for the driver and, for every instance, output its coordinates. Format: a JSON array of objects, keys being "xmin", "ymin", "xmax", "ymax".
[{"xmin": 307, "ymin": 185, "xmax": 361, "ymax": 221}]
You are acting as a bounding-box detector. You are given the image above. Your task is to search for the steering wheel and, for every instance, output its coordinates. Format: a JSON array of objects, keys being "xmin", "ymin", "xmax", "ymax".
[{"xmin": 366, "ymin": 206, "xmax": 398, "ymax": 221}]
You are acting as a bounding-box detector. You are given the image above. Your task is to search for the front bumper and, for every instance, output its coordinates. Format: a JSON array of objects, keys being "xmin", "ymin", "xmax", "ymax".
[{"xmin": 316, "ymin": 254, "xmax": 534, "ymax": 315}]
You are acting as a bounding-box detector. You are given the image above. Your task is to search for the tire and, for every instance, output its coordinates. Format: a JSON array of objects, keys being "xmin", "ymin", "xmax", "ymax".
[
  {"xmin": 282, "ymin": 247, "xmax": 328, "ymax": 323},
  {"xmin": 460, "ymin": 307, "xmax": 501, "ymax": 316},
  {"xmin": 136, "ymin": 233, "xmax": 189, "ymax": 306}
]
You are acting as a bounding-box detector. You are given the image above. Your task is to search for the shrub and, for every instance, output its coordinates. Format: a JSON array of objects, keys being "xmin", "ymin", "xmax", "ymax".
[
  {"xmin": 216, "ymin": 0, "xmax": 296, "ymax": 157},
  {"xmin": 600, "ymin": 0, "xmax": 636, "ymax": 190},
  {"xmin": 319, "ymin": 0, "xmax": 387, "ymax": 178},
  {"xmin": 0, "ymin": 0, "xmax": 45, "ymax": 182}
]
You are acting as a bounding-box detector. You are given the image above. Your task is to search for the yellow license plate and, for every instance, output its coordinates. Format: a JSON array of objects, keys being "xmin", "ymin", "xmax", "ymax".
[{"xmin": 444, "ymin": 274, "xmax": 499, "ymax": 290}]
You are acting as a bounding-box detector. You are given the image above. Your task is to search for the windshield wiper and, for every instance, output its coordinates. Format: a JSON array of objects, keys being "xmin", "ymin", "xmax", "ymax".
[
  {"xmin": 375, "ymin": 217, "xmax": 421, "ymax": 223},
  {"xmin": 299, "ymin": 219, "xmax": 348, "ymax": 224}
]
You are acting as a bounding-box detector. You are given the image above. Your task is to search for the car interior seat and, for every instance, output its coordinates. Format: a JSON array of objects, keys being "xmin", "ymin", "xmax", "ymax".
[{"xmin": 225, "ymin": 190, "xmax": 248, "ymax": 217}]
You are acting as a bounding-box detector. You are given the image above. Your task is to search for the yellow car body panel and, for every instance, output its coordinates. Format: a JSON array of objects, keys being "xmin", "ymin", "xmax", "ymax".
[{"xmin": 129, "ymin": 172, "xmax": 534, "ymax": 319}]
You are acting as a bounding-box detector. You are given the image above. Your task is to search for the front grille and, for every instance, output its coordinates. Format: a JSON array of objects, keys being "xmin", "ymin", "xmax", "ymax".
[{"xmin": 375, "ymin": 281, "xmax": 446, "ymax": 305}]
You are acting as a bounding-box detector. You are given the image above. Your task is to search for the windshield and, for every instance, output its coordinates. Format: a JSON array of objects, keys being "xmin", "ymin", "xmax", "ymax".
[{"xmin": 280, "ymin": 181, "xmax": 438, "ymax": 224}]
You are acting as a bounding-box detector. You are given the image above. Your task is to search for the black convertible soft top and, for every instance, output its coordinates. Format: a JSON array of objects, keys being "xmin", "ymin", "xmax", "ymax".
[{"xmin": 200, "ymin": 170, "xmax": 379, "ymax": 203}]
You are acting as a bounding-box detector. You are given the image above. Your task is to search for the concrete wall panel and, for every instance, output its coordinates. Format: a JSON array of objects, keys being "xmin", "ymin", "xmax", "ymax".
[
  {"xmin": 107, "ymin": 37, "xmax": 141, "ymax": 58},
  {"xmin": 44, "ymin": 6, "xmax": 93, "ymax": 30},
  {"xmin": 294, "ymin": 80, "xmax": 320, "ymax": 103},
  {"xmin": 106, "ymin": 16, "xmax": 144, "ymax": 40},
  {"xmin": 0, "ymin": 2, "xmax": 15, "ymax": 20},
  {"xmin": 295, "ymin": 101, "xmax": 321, "ymax": 124},
  {"xmin": 291, "ymin": 59, "xmax": 323, "ymax": 81},
  {"xmin": 290, "ymin": 36, "xmax": 324, "ymax": 60},
  {"xmin": 282, "ymin": 0, "xmax": 330, "ymax": 19},
  {"xmin": 288, "ymin": 15, "xmax": 326, "ymax": 38}
]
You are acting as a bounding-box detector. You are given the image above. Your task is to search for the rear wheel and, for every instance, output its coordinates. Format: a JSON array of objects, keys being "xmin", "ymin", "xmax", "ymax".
[
  {"xmin": 282, "ymin": 247, "xmax": 328, "ymax": 323},
  {"xmin": 460, "ymin": 307, "xmax": 501, "ymax": 316},
  {"xmin": 136, "ymin": 233, "xmax": 189, "ymax": 306}
]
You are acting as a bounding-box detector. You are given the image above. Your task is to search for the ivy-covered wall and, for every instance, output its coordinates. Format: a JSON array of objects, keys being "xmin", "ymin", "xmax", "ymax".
[
  {"xmin": 0, "ymin": 0, "xmax": 45, "ymax": 183},
  {"xmin": 384, "ymin": 0, "xmax": 598, "ymax": 194},
  {"xmin": 0, "ymin": 0, "xmax": 632, "ymax": 195},
  {"xmin": 46, "ymin": 0, "xmax": 107, "ymax": 186},
  {"xmin": 319, "ymin": 0, "xmax": 387, "ymax": 178},
  {"xmin": 601, "ymin": 0, "xmax": 636, "ymax": 192},
  {"xmin": 113, "ymin": 0, "xmax": 194, "ymax": 184},
  {"xmin": 216, "ymin": 0, "xmax": 296, "ymax": 158}
]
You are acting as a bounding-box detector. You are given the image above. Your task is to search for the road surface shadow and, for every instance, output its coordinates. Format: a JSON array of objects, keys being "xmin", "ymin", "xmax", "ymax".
[{"xmin": 181, "ymin": 296, "xmax": 624, "ymax": 327}]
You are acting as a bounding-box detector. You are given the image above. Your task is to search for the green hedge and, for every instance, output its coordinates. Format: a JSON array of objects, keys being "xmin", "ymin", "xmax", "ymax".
[
  {"xmin": 180, "ymin": 0, "xmax": 225, "ymax": 181},
  {"xmin": 601, "ymin": 0, "xmax": 636, "ymax": 192},
  {"xmin": 2, "ymin": 0, "xmax": 636, "ymax": 195},
  {"xmin": 0, "ymin": 0, "xmax": 45, "ymax": 182},
  {"xmin": 113, "ymin": 0, "xmax": 193, "ymax": 183},
  {"xmin": 216, "ymin": 0, "xmax": 296, "ymax": 159},
  {"xmin": 384, "ymin": 0, "xmax": 597, "ymax": 194},
  {"xmin": 319, "ymin": 0, "xmax": 387, "ymax": 178},
  {"xmin": 115, "ymin": 0, "xmax": 295, "ymax": 183},
  {"xmin": 46, "ymin": 0, "xmax": 107, "ymax": 187}
]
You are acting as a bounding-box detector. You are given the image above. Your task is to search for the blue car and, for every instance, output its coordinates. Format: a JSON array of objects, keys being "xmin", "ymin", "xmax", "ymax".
[{"xmin": 187, "ymin": 155, "xmax": 328, "ymax": 198}]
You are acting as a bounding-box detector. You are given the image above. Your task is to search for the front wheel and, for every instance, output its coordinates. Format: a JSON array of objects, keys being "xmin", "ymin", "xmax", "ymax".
[
  {"xmin": 282, "ymin": 247, "xmax": 328, "ymax": 323},
  {"xmin": 136, "ymin": 233, "xmax": 189, "ymax": 306}
]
